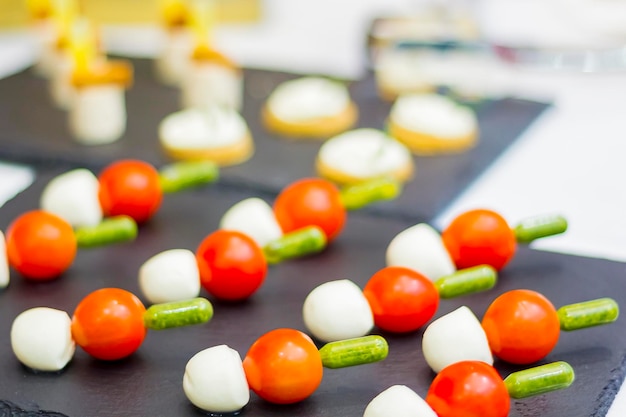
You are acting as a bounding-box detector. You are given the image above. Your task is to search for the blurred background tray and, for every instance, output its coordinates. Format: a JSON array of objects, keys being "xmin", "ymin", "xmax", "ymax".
[
  {"xmin": 0, "ymin": 168, "xmax": 624, "ymax": 417},
  {"xmin": 0, "ymin": 58, "xmax": 548, "ymax": 223}
]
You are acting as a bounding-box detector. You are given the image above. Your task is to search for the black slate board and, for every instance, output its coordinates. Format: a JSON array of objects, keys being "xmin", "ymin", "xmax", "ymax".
[
  {"xmin": 0, "ymin": 168, "xmax": 624, "ymax": 417},
  {"xmin": 0, "ymin": 58, "xmax": 548, "ymax": 222}
]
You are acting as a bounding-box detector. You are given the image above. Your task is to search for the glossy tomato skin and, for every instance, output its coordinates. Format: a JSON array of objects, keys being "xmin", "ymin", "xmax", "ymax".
[
  {"xmin": 196, "ymin": 230, "xmax": 267, "ymax": 301},
  {"xmin": 442, "ymin": 209, "xmax": 516, "ymax": 271},
  {"xmin": 273, "ymin": 178, "xmax": 346, "ymax": 242},
  {"xmin": 71, "ymin": 288, "xmax": 147, "ymax": 361},
  {"xmin": 481, "ymin": 289, "xmax": 560, "ymax": 364},
  {"xmin": 363, "ymin": 266, "xmax": 439, "ymax": 333},
  {"xmin": 5, "ymin": 210, "xmax": 77, "ymax": 280},
  {"xmin": 98, "ymin": 159, "xmax": 163, "ymax": 224},
  {"xmin": 426, "ymin": 361, "xmax": 510, "ymax": 417},
  {"xmin": 243, "ymin": 328, "xmax": 323, "ymax": 404}
]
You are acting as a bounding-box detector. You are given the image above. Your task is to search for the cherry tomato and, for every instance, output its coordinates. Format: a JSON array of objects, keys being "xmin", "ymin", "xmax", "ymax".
[
  {"xmin": 71, "ymin": 288, "xmax": 147, "ymax": 361},
  {"xmin": 196, "ymin": 230, "xmax": 267, "ymax": 301},
  {"xmin": 98, "ymin": 159, "xmax": 163, "ymax": 224},
  {"xmin": 426, "ymin": 360, "xmax": 510, "ymax": 417},
  {"xmin": 273, "ymin": 178, "xmax": 346, "ymax": 242},
  {"xmin": 243, "ymin": 328, "xmax": 323, "ymax": 404},
  {"xmin": 363, "ymin": 266, "xmax": 439, "ymax": 333},
  {"xmin": 441, "ymin": 209, "xmax": 516, "ymax": 271},
  {"xmin": 481, "ymin": 289, "xmax": 560, "ymax": 364},
  {"xmin": 5, "ymin": 210, "xmax": 77, "ymax": 280}
]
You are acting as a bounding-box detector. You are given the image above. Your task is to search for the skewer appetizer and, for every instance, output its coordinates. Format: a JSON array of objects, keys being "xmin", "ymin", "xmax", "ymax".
[
  {"xmin": 41, "ymin": 160, "xmax": 219, "ymax": 225},
  {"xmin": 154, "ymin": 0, "xmax": 194, "ymax": 86},
  {"xmin": 421, "ymin": 291, "xmax": 619, "ymax": 372},
  {"xmin": 39, "ymin": 159, "xmax": 200, "ymax": 234},
  {"xmin": 180, "ymin": 0, "xmax": 242, "ymax": 110},
  {"xmin": 10, "ymin": 288, "xmax": 213, "ymax": 370},
  {"xmin": 184, "ymin": 329, "xmax": 388, "ymax": 413},
  {"xmin": 140, "ymin": 224, "xmax": 326, "ymax": 303},
  {"xmin": 68, "ymin": 18, "xmax": 132, "ymax": 145},
  {"xmin": 387, "ymin": 209, "xmax": 568, "ymax": 276}
]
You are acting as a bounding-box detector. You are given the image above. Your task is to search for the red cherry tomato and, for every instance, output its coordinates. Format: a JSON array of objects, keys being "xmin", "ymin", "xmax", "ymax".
[
  {"xmin": 426, "ymin": 361, "xmax": 510, "ymax": 417},
  {"xmin": 243, "ymin": 328, "xmax": 323, "ymax": 404},
  {"xmin": 71, "ymin": 288, "xmax": 147, "ymax": 361},
  {"xmin": 196, "ymin": 230, "xmax": 267, "ymax": 301},
  {"xmin": 481, "ymin": 289, "xmax": 560, "ymax": 364},
  {"xmin": 442, "ymin": 209, "xmax": 517, "ymax": 271},
  {"xmin": 5, "ymin": 210, "xmax": 77, "ymax": 280},
  {"xmin": 273, "ymin": 178, "xmax": 346, "ymax": 242},
  {"xmin": 98, "ymin": 159, "xmax": 163, "ymax": 224},
  {"xmin": 363, "ymin": 266, "xmax": 439, "ymax": 333}
]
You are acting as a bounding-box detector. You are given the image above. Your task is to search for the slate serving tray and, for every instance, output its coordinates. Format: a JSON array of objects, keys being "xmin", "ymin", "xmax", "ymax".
[
  {"xmin": 0, "ymin": 168, "xmax": 624, "ymax": 417},
  {"xmin": 0, "ymin": 58, "xmax": 548, "ymax": 222}
]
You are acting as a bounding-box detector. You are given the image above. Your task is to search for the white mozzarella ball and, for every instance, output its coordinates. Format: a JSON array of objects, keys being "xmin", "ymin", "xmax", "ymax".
[
  {"xmin": 139, "ymin": 249, "xmax": 201, "ymax": 304},
  {"xmin": 219, "ymin": 198, "xmax": 283, "ymax": 247},
  {"xmin": 364, "ymin": 385, "xmax": 437, "ymax": 417},
  {"xmin": 183, "ymin": 344, "xmax": 250, "ymax": 414},
  {"xmin": 11, "ymin": 307, "xmax": 75, "ymax": 372},
  {"xmin": 422, "ymin": 306, "xmax": 493, "ymax": 373},
  {"xmin": 303, "ymin": 279, "xmax": 374, "ymax": 342},
  {"xmin": 386, "ymin": 223, "xmax": 455, "ymax": 281},
  {"xmin": 0, "ymin": 230, "xmax": 9, "ymax": 288},
  {"xmin": 40, "ymin": 168, "xmax": 103, "ymax": 227}
]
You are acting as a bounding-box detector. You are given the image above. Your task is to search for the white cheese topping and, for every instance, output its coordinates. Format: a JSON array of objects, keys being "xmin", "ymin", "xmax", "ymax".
[
  {"xmin": 386, "ymin": 223, "xmax": 456, "ymax": 281},
  {"xmin": 219, "ymin": 198, "xmax": 283, "ymax": 247},
  {"xmin": 266, "ymin": 77, "xmax": 350, "ymax": 122},
  {"xmin": 183, "ymin": 344, "xmax": 250, "ymax": 413},
  {"xmin": 159, "ymin": 106, "xmax": 248, "ymax": 150},
  {"xmin": 139, "ymin": 249, "xmax": 201, "ymax": 304},
  {"xmin": 11, "ymin": 307, "xmax": 76, "ymax": 372},
  {"xmin": 422, "ymin": 306, "xmax": 493, "ymax": 373},
  {"xmin": 0, "ymin": 231, "xmax": 9, "ymax": 288},
  {"xmin": 303, "ymin": 279, "xmax": 374, "ymax": 342},
  {"xmin": 318, "ymin": 128, "xmax": 412, "ymax": 179},
  {"xmin": 40, "ymin": 168, "xmax": 103, "ymax": 227},
  {"xmin": 364, "ymin": 385, "xmax": 437, "ymax": 417},
  {"xmin": 390, "ymin": 93, "xmax": 477, "ymax": 138}
]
